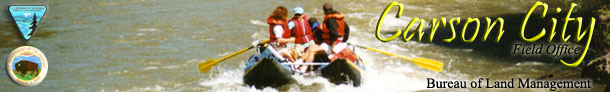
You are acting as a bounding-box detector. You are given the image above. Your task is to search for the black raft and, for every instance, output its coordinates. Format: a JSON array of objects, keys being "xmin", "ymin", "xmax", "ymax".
[{"xmin": 243, "ymin": 45, "xmax": 366, "ymax": 88}]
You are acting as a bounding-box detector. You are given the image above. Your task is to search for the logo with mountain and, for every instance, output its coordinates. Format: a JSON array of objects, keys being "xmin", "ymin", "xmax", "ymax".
[
  {"xmin": 6, "ymin": 46, "xmax": 48, "ymax": 87},
  {"xmin": 8, "ymin": 5, "xmax": 47, "ymax": 41}
]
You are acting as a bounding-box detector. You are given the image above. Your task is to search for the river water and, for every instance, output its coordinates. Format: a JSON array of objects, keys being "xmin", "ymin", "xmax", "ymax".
[{"xmin": 0, "ymin": 0, "xmax": 605, "ymax": 91}]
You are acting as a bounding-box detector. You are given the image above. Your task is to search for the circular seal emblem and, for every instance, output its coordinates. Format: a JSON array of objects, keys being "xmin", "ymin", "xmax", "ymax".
[{"xmin": 6, "ymin": 46, "xmax": 47, "ymax": 86}]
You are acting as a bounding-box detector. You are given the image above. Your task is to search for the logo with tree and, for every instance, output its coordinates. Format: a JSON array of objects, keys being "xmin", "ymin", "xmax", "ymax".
[{"xmin": 8, "ymin": 5, "xmax": 47, "ymax": 41}]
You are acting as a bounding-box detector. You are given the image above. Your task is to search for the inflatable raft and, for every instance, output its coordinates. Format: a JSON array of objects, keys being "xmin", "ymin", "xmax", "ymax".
[{"xmin": 243, "ymin": 44, "xmax": 366, "ymax": 88}]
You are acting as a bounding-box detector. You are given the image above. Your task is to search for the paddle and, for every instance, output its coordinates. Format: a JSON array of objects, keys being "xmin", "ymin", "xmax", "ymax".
[
  {"xmin": 198, "ymin": 39, "xmax": 271, "ymax": 72},
  {"xmin": 351, "ymin": 44, "xmax": 444, "ymax": 72},
  {"xmin": 281, "ymin": 63, "xmax": 329, "ymax": 65}
]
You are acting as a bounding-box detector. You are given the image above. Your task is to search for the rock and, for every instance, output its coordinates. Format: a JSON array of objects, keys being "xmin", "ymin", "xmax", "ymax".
[
  {"xmin": 536, "ymin": 70, "xmax": 580, "ymax": 79},
  {"xmin": 582, "ymin": 53, "xmax": 610, "ymax": 83},
  {"xmin": 581, "ymin": 52, "xmax": 610, "ymax": 90}
]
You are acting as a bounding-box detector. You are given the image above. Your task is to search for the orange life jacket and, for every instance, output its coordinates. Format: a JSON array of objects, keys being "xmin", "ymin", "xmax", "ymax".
[
  {"xmin": 330, "ymin": 48, "xmax": 358, "ymax": 62},
  {"xmin": 267, "ymin": 17, "xmax": 291, "ymax": 46},
  {"xmin": 319, "ymin": 13, "xmax": 346, "ymax": 45},
  {"xmin": 289, "ymin": 17, "xmax": 313, "ymax": 44}
]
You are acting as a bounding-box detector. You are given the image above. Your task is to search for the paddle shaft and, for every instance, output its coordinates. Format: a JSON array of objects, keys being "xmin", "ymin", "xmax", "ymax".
[
  {"xmin": 217, "ymin": 39, "xmax": 270, "ymax": 61},
  {"xmin": 217, "ymin": 46, "xmax": 255, "ymax": 62},
  {"xmin": 362, "ymin": 47, "xmax": 417, "ymax": 61},
  {"xmin": 351, "ymin": 44, "xmax": 443, "ymax": 72},
  {"xmin": 281, "ymin": 63, "xmax": 329, "ymax": 65},
  {"xmin": 199, "ymin": 39, "xmax": 270, "ymax": 72}
]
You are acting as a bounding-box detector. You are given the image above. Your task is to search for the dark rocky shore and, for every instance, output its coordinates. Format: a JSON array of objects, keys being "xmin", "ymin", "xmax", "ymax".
[
  {"xmin": 378, "ymin": 0, "xmax": 609, "ymax": 90},
  {"xmin": 538, "ymin": 0, "xmax": 610, "ymax": 91},
  {"xmin": 390, "ymin": 0, "xmax": 610, "ymax": 90}
]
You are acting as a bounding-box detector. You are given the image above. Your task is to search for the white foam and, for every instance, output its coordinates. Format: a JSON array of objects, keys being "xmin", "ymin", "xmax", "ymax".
[
  {"xmin": 250, "ymin": 20, "xmax": 267, "ymax": 26},
  {"xmin": 403, "ymin": 5, "xmax": 433, "ymax": 11},
  {"xmin": 515, "ymin": 61, "xmax": 545, "ymax": 66},
  {"xmin": 162, "ymin": 65, "xmax": 179, "ymax": 69},
  {"xmin": 144, "ymin": 66, "xmax": 159, "ymax": 70},
  {"xmin": 251, "ymin": 32, "xmax": 264, "ymax": 39},
  {"xmin": 138, "ymin": 28, "xmax": 158, "ymax": 32},
  {"xmin": 462, "ymin": 49, "xmax": 473, "ymax": 52},
  {"xmin": 198, "ymin": 68, "xmax": 263, "ymax": 92},
  {"xmin": 186, "ymin": 59, "xmax": 200, "ymax": 63},
  {"xmin": 141, "ymin": 85, "xmax": 165, "ymax": 91},
  {"xmin": 346, "ymin": 13, "xmax": 378, "ymax": 20}
]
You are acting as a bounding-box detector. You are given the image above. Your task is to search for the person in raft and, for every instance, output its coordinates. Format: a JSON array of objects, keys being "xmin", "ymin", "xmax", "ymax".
[
  {"xmin": 267, "ymin": 6, "xmax": 296, "ymax": 62},
  {"xmin": 287, "ymin": 7, "xmax": 314, "ymax": 72},
  {"xmin": 302, "ymin": 3, "xmax": 357, "ymax": 65},
  {"xmin": 288, "ymin": 7, "xmax": 313, "ymax": 55}
]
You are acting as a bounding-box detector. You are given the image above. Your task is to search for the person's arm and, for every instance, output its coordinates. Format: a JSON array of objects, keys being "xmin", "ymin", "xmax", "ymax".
[
  {"xmin": 274, "ymin": 25, "xmax": 294, "ymax": 44},
  {"xmin": 325, "ymin": 18, "xmax": 339, "ymax": 41},
  {"xmin": 273, "ymin": 25, "xmax": 284, "ymax": 38},
  {"xmin": 288, "ymin": 21, "xmax": 295, "ymax": 31},
  {"xmin": 278, "ymin": 37, "xmax": 295, "ymax": 44},
  {"xmin": 343, "ymin": 22, "xmax": 349, "ymax": 42},
  {"xmin": 314, "ymin": 27, "xmax": 323, "ymax": 44}
]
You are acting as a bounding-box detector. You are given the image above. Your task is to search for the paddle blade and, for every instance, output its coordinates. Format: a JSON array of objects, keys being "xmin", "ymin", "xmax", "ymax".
[
  {"xmin": 411, "ymin": 58, "xmax": 444, "ymax": 72},
  {"xmin": 199, "ymin": 59, "xmax": 219, "ymax": 72}
]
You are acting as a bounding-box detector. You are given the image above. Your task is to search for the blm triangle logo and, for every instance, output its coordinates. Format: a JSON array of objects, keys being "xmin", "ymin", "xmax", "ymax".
[{"xmin": 8, "ymin": 5, "xmax": 47, "ymax": 41}]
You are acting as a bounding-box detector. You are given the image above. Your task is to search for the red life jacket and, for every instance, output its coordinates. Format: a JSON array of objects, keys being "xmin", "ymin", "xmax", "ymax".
[
  {"xmin": 267, "ymin": 17, "xmax": 291, "ymax": 45},
  {"xmin": 319, "ymin": 13, "xmax": 346, "ymax": 45},
  {"xmin": 289, "ymin": 17, "xmax": 313, "ymax": 44}
]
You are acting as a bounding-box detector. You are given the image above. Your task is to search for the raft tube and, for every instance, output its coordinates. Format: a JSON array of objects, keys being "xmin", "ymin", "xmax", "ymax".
[
  {"xmin": 243, "ymin": 47, "xmax": 293, "ymax": 89},
  {"xmin": 319, "ymin": 56, "xmax": 366, "ymax": 86},
  {"xmin": 243, "ymin": 45, "xmax": 367, "ymax": 88}
]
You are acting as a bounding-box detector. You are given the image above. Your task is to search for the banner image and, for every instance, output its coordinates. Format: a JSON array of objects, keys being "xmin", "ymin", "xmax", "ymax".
[{"xmin": 0, "ymin": 0, "xmax": 609, "ymax": 91}]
